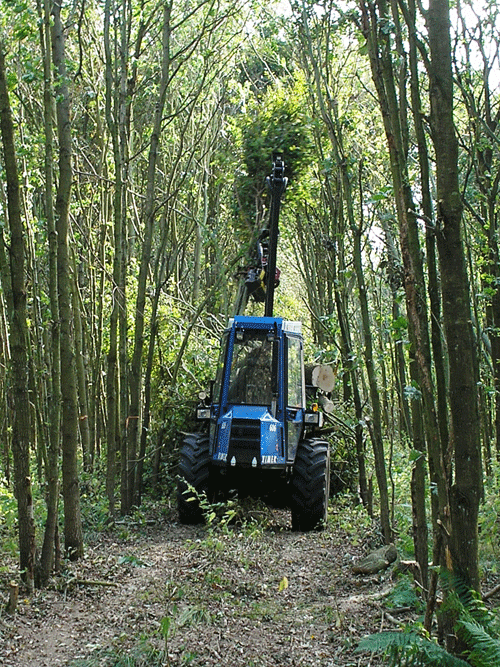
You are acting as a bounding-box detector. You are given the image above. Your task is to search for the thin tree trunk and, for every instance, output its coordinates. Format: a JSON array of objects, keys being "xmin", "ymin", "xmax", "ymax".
[
  {"xmin": 359, "ymin": 0, "xmax": 450, "ymax": 562},
  {"xmin": 427, "ymin": 0, "xmax": 482, "ymax": 593},
  {"xmin": 103, "ymin": 0, "xmax": 126, "ymax": 519},
  {"xmin": 37, "ymin": 0, "xmax": 61, "ymax": 585},
  {"xmin": 352, "ymin": 185, "xmax": 392, "ymax": 544},
  {"xmin": 135, "ymin": 216, "xmax": 172, "ymax": 504},
  {"xmin": 127, "ymin": 1, "xmax": 172, "ymax": 511},
  {"xmin": 334, "ymin": 261, "xmax": 370, "ymax": 510},
  {"xmin": 51, "ymin": 2, "xmax": 83, "ymax": 560},
  {"xmin": 0, "ymin": 40, "xmax": 36, "ymax": 591},
  {"xmin": 71, "ymin": 251, "xmax": 91, "ymax": 471},
  {"xmin": 297, "ymin": 13, "xmax": 371, "ymax": 512},
  {"xmin": 405, "ymin": 0, "xmax": 450, "ymax": 468},
  {"xmin": 0, "ymin": 292, "xmax": 10, "ymax": 485}
]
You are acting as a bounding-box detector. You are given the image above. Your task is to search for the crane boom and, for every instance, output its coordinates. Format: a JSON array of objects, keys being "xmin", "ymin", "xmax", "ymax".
[{"xmin": 264, "ymin": 156, "xmax": 287, "ymax": 317}]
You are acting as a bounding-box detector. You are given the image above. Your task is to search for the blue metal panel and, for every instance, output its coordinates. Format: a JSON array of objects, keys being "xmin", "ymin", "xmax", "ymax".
[
  {"xmin": 212, "ymin": 406, "xmax": 286, "ymax": 468},
  {"xmin": 260, "ymin": 411, "xmax": 285, "ymax": 464},
  {"xmin": 232, "ymin": 315, "xmax": 283, "ymax": 330},
  {"xmin": 213, "ymin": 410, "xmax": 232, "ymax": 463}
]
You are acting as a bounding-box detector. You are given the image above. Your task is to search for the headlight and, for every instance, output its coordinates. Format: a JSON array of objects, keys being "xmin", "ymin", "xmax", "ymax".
[
  {"xmin": 196, "ymin": 407, "xmax": 211, "ymax": 420},
  {"xmin": 305, "ymin": 411, "xmax": 324, "ymax": 427}
]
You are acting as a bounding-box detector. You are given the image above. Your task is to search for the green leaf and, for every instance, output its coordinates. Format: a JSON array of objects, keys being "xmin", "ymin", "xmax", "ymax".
[{"xmin": 409, "ymin": 449, "xmax": 424, "ymax": 463}]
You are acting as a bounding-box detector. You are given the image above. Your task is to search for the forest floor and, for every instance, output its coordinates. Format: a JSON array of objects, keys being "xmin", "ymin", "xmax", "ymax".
[{"xmin": 1, "ymin": 499, "xmax": 421, "ymax": 667}]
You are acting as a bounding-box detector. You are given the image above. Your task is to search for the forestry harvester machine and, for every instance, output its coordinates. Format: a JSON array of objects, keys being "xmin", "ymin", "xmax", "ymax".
[{"xmin": 177, "ymin": 157, "xmax": 330, "ymax": 531}]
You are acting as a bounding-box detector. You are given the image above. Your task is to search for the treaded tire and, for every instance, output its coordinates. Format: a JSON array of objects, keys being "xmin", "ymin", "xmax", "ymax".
[
  {"xmin": 177, "ymin": 433, "xmax": 210, "ymax": 524},
  {"xmin": 291, "ymin": 438, "xmax": 330, "ymax": 531}
]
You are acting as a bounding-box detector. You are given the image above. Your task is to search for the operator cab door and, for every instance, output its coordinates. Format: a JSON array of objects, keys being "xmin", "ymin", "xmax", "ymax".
[
  {"xmin": 285, "ymin": 335, "xmax": 305, "ymax": 462},
  {"xmin": 209, "ymin": 331, "xmax": 229, "ymax": 454}
]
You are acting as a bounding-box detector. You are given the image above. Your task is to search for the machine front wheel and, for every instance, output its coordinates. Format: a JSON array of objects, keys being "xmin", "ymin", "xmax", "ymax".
[
  {"xmin": 177, "ymin": 433, "xmax": 211, "ymax": 524},
  {"xmin": 291, "ymin": 438, "xmax": 330, "ymax": 531}
]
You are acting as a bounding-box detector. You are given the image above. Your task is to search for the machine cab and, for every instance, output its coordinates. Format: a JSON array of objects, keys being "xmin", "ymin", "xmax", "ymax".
[{"xmin": 209, "ymin": 316, "xmax": 305, "ymax": 469}]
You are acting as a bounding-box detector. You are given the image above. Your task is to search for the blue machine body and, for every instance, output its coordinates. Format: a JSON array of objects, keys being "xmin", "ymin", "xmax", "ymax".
[
  {"xmin": 209, "ymin": 315, "xmax": 305, "ymax": 474},
  {"xmin": 178, "ymin": 159, "xmax": 328, "ymax": 529}
]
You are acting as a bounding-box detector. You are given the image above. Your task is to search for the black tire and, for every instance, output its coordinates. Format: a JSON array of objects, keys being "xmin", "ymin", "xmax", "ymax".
[
  {"xmin": 177, "ymin": 434, "xmax": 211, "ymax": 524},
  {"xmin": 291, "ymin": 438, "xmax": 330, "ymax": 531}
]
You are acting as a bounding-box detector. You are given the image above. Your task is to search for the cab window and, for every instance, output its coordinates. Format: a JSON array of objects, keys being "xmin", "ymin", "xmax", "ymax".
[{"xmin": 287, "ymin": 336, "xmax": 303, "ymax": 408}]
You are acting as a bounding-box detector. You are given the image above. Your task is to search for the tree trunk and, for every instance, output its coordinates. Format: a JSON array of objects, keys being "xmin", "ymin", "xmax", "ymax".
[
  {"xmin": 427, "ymin": 0, "xmax": 482, "ymax": 593},
  {"xmin": 405, "ymin": 0, "xmax": 450, "ymax": 471},
  {"xmin": 352, "ymin": 206, "xmax": 392, "ymax": 543},
  {"xmin": 103, "ymin": 0, "xmax": 129, "ymax": 518},
  {"xmin": 51, "ymin": 3, "xmax": 83, "ymax": 560},
  {"xmin": 37, "ymin": 0, "xmax": 61, "ymax": 586},
  {"xmin": 128, "ymin": 1, "xmax": 172, "ymax": 510},
  {"xmin": 360, "ymin": 0, "xmax": 451, "ymax": 565},
  {"xmin": 296, "ymin": 11, "xmax": 371, "ymax": 511},
  {"xmin": 71, "ymin": 251, "xmax": 91, "ymax": 472},
  {"xmin": 0, "ymin": 40, "xmax": 36, "ymax": 591}
]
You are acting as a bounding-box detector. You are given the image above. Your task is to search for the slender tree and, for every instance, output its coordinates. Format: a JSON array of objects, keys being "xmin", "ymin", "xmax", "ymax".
[
  {"xmin": 103, "ymin": 0, "xmax": 131, "ymax": 518},
  {"xmin": 0, "ymin": 40, "xmax": 36, "ymax": 591},
  {"xmin": 427, "ymin": 0, "xmax": 482, "ymax": 593},
  {"xmin": 127, "ymin": 0, "xmax": 173, "ymax": 512},
  {"xmin": 51, "ymin": 0, "xmax": 83, "ymax": 559},
  {"xmin": 297, "ymin": 5, "xmax": 391, "ymax": 542},
  {"xmin": 37, "ymin": 0, "xmax": 62, "ymax": 585},
  {"xmin": 358, "ymin": 0, "xmax": 451, "ymax": 583}
]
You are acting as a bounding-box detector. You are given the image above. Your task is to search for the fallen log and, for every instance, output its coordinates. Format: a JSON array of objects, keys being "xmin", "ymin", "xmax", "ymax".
[{"xmin": 352, "ymin": 544, "xmax": 398, "ymax": 575}]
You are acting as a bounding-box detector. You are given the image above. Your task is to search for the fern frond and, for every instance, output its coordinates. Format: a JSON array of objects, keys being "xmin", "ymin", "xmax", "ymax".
[
  {"xmin": 460, "ymin": 591, "xmax": 499, "ymax": 635},
  {"xmin": 356, "ymin": 631, "xmax": 471, "ymax": 667},
  {"xmin": 457, "ymin": 619, "xmax": 500, "ymax": 667},
  {"xmin": 357, "ymin": 630, "xmax": 414, "ymax": 654}
]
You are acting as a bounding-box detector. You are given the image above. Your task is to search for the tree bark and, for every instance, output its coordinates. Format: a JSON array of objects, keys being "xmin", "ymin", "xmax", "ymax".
[
  {"xmin": 127, "ymin": 1, "xmax": 172, "ymax": 511},
  {"xmin": 427, "ymin": 0, "xmax": 482, "ymax": 592},
  {"xmin": 359, "ymin": 0, "xmax": 451, "ymax": 570},
  {"xmin": 352, "ymin": 175, "xmax": 392, "ymax": 544},
  {"xmin": 103, "ymin": 0, "xmax": 130, "ymax": 518},
  {"xmin": 453, "ymin": 7, "xmax": 500, "ymax": 464},
  {"xmin": 51, "ymin": 2, "xmax": 83, "ymax": 560},
  {"xmin": 71, "ymin": 251, "xmax": 91, "ymax": 472},
  {"xmin": 0, "ymin": 40, "xmax": 36, "ymax": 591},
  {"xmin": 296, "ymin": 9, "xmax": 370, "ymax": 511},
  {"xmin": 37, "ymin": 0, "xmax": 61, "ymax": 586}
]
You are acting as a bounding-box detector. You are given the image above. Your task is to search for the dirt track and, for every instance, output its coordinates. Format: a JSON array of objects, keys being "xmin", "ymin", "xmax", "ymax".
[{"xmin": 1, "ymin": 506, "xmax": 393, "ymax": 666}]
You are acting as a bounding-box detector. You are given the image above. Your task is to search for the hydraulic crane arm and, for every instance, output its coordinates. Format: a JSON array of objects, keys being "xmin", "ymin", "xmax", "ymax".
[{"xmin": 264, "ymin": 156, "xmax": 287, "ymax": 318}]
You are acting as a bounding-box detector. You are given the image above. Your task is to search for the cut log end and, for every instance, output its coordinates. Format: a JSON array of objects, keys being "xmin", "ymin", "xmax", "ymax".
[
  {"xmin": 5, "ymin": 581, "xmax": 19, "ymax": 614},
  {"xmin": 305, "ymin": 364, "xmax": 337, "ymax": 393}
]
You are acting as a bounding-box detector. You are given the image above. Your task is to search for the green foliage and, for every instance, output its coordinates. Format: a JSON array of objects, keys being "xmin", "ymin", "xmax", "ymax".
[
  {"xmin": 67, "ymin": 641, "xmax": 167, "ymax": 667},
  {"xmin": 182, "ymin": 481, "xmax": 273, "ymax": 537},
  {"xmin": 390, "ymin": 446, "xmax": 422, "ymax": 558},
  {"xmin": 329, "ymin": 433, "xmax": 359, "ymax": 495},
  {"xmin": 458, "ymin": 620, "xmax": 500, "ymax": 667},
  {"xmin": 357, "ymin": 587, "xmax": 500, "ymax": 667},
  {"xmin": 235, "ymin": 74, "xmax": 315, "ymax": 230},
  {"xmin": 0, "ymin": 481, "xmax": 18, "ymax": 560},
  {"xmin": 452, "ymin": 588, "xmax": 500, "ymax": 667},
  {"xmin": 118, "ymin": 554, "xmax": 151, "ymax": 568},
  {"xmin": 357, "ymin": 629, "xmax": 471, "ymax": 667},
  {"xmin": 331, "ymin": 494, "xmax": 373, "ymax": 540},
  {"xmin": 80, "ymin": 472, "xmax": 112, "ymax": 533},
  {"xmin": 385, "ymin": 576, "xmax": 423, "ymax": 612},
  {"xmin": 477, "ymin": 466, "xmax": 500, "ymax": 571}
]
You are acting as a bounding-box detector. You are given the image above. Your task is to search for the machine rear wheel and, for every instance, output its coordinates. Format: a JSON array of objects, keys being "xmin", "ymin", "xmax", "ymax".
[
  {"xmin": 177, "ymin": 433, "xmax": 210, "ymax": 524},
  {"xmin": 291, "ymin": 438, "xmax": 330, "ymax": 531}
]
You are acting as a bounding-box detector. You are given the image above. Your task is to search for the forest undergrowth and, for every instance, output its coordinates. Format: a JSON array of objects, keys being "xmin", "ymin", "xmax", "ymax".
[
  {"xmin": 1, "ymin": 474, "xmax": 500, "ymax": 667},
  {"xmin": 0, "ymin": 492, "xmax": 401, "ymax": 667}
]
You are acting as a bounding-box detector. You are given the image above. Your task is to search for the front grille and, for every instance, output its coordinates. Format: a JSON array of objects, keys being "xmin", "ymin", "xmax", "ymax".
[{"xmin": 227, "ymin": 419, "xmax": 260, "ymax": 466}]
